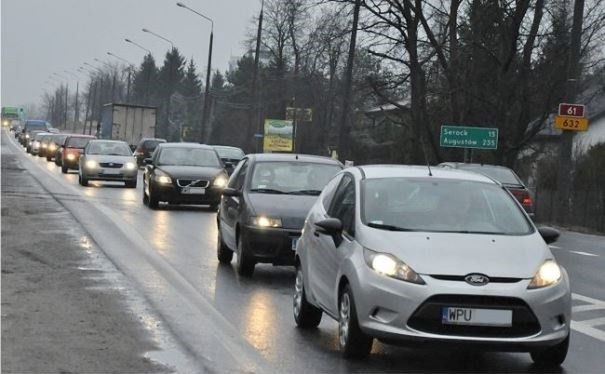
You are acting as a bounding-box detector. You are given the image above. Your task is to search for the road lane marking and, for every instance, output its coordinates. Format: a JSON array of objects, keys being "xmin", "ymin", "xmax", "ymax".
[
  {"xmin": 570, "ymin": 250, "xmax": 599, "ymax": 257},
  {"xmin": 549, "ymin": 245, "xmax": 562, "ymax": 249},
  {"xmin": 572, "ymin": 293, "xmax": 605, "ymax": 342}
]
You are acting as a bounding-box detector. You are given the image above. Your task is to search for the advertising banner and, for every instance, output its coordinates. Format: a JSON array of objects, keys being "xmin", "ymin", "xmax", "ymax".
[{"xmin": 263, "ymin": 119, "xmax": 293, "ymax": 152}]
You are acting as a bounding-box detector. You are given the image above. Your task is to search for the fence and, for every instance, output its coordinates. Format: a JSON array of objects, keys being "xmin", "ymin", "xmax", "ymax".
[{"xmin": 535, "ymin": 188, "xmax": 605, "ymax": 233}]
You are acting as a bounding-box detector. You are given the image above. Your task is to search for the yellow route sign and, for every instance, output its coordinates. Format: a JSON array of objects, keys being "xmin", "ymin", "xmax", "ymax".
[{"xmin": 554, "ymin": 115, "xmax": 589, "ymax": 131}]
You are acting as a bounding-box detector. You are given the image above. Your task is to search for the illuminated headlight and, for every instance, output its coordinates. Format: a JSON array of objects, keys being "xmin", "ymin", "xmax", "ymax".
[
  {"xmin": 49, "ymin": 144, "xmax": 56, "ymax": 151},
  {"xmin": 363, "ymin": 248, "xmax": 425, "ymax": 284},
  {"xmin": 85, "ymin": 160, "xmax": 98, "ymax": 169},
  {"xmin": 41, "ymin": 144, "xmax": 48, "ymax": 148},
  {"xmin": 25, "ymin": 134, "xmax": 30, "ymax": 139},
  {"xmin": 3, "ymin": 121, "xmax": 8, "ymax": 126},
  {"xmin": 528, "ymin": 260, "xmax": 561, "ymax": 289},
  {"xmin": 213, "ymin": 175, "xmax": 228, "ymax": 188},
  {"xmin": 155, "ymin": 175, "xmax": 172, "ymax": 184},
  {"xmin": 251, "ymin": 216, "xmax": 282, "ymax": 228},
  {"xmin": 33, "ymin": 141, "xmax": 40, "ymax": 147},
  {"xmin": 66, "ymin": 153, "xmax": 76, "ymax": 161},
  {"xmin": 124, "ymin": 162, "xmax": 136, "ymax": 170}
]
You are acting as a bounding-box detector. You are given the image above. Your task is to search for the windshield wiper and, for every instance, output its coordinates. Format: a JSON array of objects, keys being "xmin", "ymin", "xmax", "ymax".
[
  {"xmin": 288, "ymin": 189, "xmax": 322, "ymax": 196},
  {"xmin": 367, "ymin": 222, "xmax": 416, "ymax": 231},
  {"xmin": 250, "ymin": 188, "xmax": 287, "ymax": 194}
]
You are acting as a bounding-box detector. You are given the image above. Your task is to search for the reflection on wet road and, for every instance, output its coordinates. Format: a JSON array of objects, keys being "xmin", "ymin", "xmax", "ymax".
[{"xmin": 11, "ymin": 135, "xmax": 605, "ymax": 373}]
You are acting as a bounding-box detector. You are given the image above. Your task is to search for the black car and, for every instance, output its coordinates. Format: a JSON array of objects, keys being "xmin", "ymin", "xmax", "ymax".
[
  {"xmin": 134, "ymin": 138, "xmax": 166, "ymax": 166},
  {"xmin": 217, "ymin": 154, "xmax": 343, "ymax": 276},
  {"xmin": 142, "ymin": 143, "xmax": 228, "ymax": 209},
  {"xmin": 438, "ymin": 162, "xmax": 535, "ymax": 216},
  {"xmin": 211, "ymin": 145, "xmax": 245, "ymax": 175}
]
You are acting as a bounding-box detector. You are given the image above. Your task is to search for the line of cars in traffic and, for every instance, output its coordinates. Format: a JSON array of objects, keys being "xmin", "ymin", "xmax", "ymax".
[{"xmin": 11, "ymin": 124, "xmax": 568, "ymax": 367}]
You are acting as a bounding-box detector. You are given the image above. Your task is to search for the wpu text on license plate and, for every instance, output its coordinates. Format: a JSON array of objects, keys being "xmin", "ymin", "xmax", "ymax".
[{"xmin": 442, "ymin": 307, "xmax": 512, "ymax": 327}]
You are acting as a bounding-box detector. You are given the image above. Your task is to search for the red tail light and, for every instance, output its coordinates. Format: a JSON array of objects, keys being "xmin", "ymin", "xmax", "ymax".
[
  {"xmin": 522, "ymin": 196, "xmax": 532, "ymax": 206},
  {"xmin": 510, "ymin": 189, "xmax": 532, "ymax": 206}
]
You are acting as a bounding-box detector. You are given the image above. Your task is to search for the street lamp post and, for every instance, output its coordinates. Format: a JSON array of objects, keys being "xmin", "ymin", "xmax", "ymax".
[
  {"xmin": 142, "ymin": 28, "xmax": 174, "ymax": 49},
  {"xmin": 107, "ymin": 52, "xmax": 136, "ymax": 102},
  {"xmin": 177, "ymin": 1, "xmax": 214, "ymax": 144},
  {"xmin": 64, "ymin": 70, "xmax": 81, "ymax": 132},
  {"xmin": 125, "ymin": 39, "xmax": 153, "ymax": 104},
  {"xmin": 53, "ymin": 73, "xmax": 69, "ymax": 129}
]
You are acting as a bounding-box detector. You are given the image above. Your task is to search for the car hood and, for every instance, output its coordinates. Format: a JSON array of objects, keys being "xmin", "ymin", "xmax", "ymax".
[
  {"xmin": 86, "ymin": 155, "xmax": 136, "ymax": 163},
  {"xmin": 247, "ymin": 193, "xmax": 318, "ymax": 230},
  {"xmin": 358, "ymin": 230, "xmax": 550, "ymax": 278},
  {"xmin": 157, "ymin": 165, "xmax": 223, "ymax": 179}
]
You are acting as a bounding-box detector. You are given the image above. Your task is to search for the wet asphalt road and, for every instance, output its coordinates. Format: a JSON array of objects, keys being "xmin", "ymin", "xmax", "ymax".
[{"xmin": 4, "ymin": 130, "xmax": 605, "ymax": 373}]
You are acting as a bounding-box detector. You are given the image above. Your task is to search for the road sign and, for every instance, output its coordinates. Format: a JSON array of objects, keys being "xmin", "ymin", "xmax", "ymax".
[
  {"xmin": 286, "ymin": 107, "xmax": 312, "ymax": 122},
  {"xmin": 440, "ymin": 125, "xmax": 499, "ymax": 150},
  {"xmin": 558, "ymin": 103, "xmax": 585, "ymax": 118},
  {"xmin": 263, "ymin": 119, "xmax": 294, "ymax": 152},
  {"xmin": 554, "ymin": 115, "xmax": 589, "ymax": 131}
]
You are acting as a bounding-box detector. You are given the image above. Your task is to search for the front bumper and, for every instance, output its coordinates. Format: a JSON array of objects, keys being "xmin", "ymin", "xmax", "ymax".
[
  {"xmin": 348, "ymin": 263, "xmax": 571, "ymax": 351},
  {"xmin": 82, "ymin": 167, "xmax": 138, "ymax": 182},
  {"xmin": 152, "ymin": 181, "xmax": 222, "ymax": 205},
  {"xmin": 242, "ymin": 225, "xmax": 300, "ymax": 265}
]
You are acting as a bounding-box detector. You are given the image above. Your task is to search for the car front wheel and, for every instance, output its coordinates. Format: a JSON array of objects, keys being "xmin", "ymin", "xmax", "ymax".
[
  {"xmin": 235, "ymin": 235, "xmax": 255, "ymax": 277},
  {"xmin": 216, "ymin": 226, "xmax": 233, "ymax": 264},
  {"xmin": 79, "ymin": 173, "xmax": 89, "ymax": 187},
  {"xmin": 339, "ymin": 284, "xmax": 373, "ymax": 358},
  {"xmin": 530, "ymin": 335, "xmax": 569, "ymax": 367},
  {"xmin": 293, "ymin": 267, "xmax": 322, "ymax": 328}
]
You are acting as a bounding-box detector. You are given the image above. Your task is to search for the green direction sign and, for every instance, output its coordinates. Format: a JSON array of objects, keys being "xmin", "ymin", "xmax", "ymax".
[{"xmin": 440, "ymin": 125, "xmax": 499, "ymax": 150}]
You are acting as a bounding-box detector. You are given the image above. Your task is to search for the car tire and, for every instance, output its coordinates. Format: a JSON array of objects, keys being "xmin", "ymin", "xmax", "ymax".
[
  {"xmin": 46, "ymin": 155, "xmax": 52, "ymax": 162},
  {"xmin": 339, "ymin": 284, "xmax": 373, "ymax": 359},
  {"xmin": 79, "ymin": 173, "xmax": 89, "ymax": 187},
  {"xmin": 61, "ymin": 165, "xmax": 68, "ymax": 174},
  {"xmin": 148, "ymin": 185, "xmax": 159, "ymax": 209},
  {"xmin": 209, "ymin": 203, "xmax": 219, "ymax": 212},
  {"xmin": 142, "ymin": 186, "xmax": 149, "ymax": 205},
  {"xmin": 235, "ymin": 236, "xmax": 255, "ymax": 277},
  {"xmin": 217, "ymin": 226, "xmax": 233, "ymax": 264},
  {"xmin": 530, "ymin": 335, "xmax": 569, "ymax": 367},
  {"xmin": 125, "ymin": 180, "xmax": 137, "ymax": 188},
  {"xmin": 293, "ymin": 266, "xmax": 323, "ymax": 328}
]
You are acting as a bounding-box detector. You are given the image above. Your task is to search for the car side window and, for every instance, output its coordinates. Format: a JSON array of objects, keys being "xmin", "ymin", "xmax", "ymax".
[
  {"xmin": 321, "ymin": 174, "xmax": 344, "ymax": 211},
  {"xmin": 228, "ymin": 159, "xmax": 248, "ymax": 190},
  {"xmin": 328, "ymin": 175, "xmax": 356, "ymax": 237}
]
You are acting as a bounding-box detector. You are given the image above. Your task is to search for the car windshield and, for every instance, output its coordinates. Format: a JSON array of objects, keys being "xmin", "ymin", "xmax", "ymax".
[
  {"xmin": 249, "ymin": 161, "xmax": 341, "ymax": 195},
  {"xmin": 158, "ymin": 148, "xmax": 221, "ymax": 167},
  {"xmin": 458, "ymin": 165, "xmax": 521, "ymax": 186},
  {"xmin": 87, "ymin": 142, "xmax": 132, "ymax": 156},
  {"xmin": 214, "ymin": 147, "xmax": 244, "ymax": 160},
  {"xmin": 362, "ymin": 178, "xmax": 533, "ymax": 235},
  {"xmin": 67, "ymin": 137, "xmax": 92, "ymax": 148}
]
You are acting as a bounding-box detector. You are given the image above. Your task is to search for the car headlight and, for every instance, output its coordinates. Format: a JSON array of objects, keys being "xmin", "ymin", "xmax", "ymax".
[
  {"xmin": 25, "ymin": 134, "xmax": 30, "ymax": 139},
  {"xmin": 155, "ymin": 175, "xmax": 172, "ymax": 184},
  {"xmin": 124, "ymin": 162, "xmax": 136, "ymax": 170},
  {"xmin": 41, "ymin": 144, "xmax": 47, "ymax": 148},
  {"xmin": 528, "ymin": 260, "xmax": 561, "ymax": 289},
  {"xmin": 251, "ymin": 216, "xmax": 282, "ymax": 228},
  {"xmin": 85, "ymin": 160, "xmax": 98, "ymax": 169},
  {"xmin": 213, "ymin": 175, "xmax": 228, "ymax": 188},
  {"xmin": 363, "ymin": 248, "xmax": 425, "ymax": 284},
  {"xmin": 49, "ymin": 144, "xmax": 56, "ymax": 151},
  {"xmin": 3, "ymin": 121, "xmax": 9, "ymax": 126},
  {"xmin": 66, "ymin": 153, "xmax": 76, "ymax": 161}
]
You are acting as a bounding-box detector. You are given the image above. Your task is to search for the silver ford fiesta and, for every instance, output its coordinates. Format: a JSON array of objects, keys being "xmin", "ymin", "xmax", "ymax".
[{"xmin": 293, "ymin": 165, "xmax": 570, "ymax": 367}]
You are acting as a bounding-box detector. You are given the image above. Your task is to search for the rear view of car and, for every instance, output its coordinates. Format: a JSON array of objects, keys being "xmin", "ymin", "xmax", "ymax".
[
  {"xmin": 133, "ymin": 138, "xmax": 166, "ymax": 166},
  {"xmin": 61, "ymin": 135, "xmax": 95, "ymax": 173},
  {"xmin": 438, "ymin": 163, "xmax": 534, "ymax": 216},
  {"xmin": 211, "ymin": 145, "xmax": 245, "ymax": 175}
]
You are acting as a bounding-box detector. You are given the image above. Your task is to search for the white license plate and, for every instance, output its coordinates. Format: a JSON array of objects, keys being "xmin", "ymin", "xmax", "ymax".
[
  {"xmin": 101, "ymin": 169, "xmax": 120, "ymax": 175},
  {"xmin": 291, "ymin": 237, "xmax": 299, "ymax": 251},
  {"xmin": 182, "ymin": 187, "xmax": 206, "ymax": 195},
  {"xmin": 442, "ymin": 307, "xmax": 512, "ymax": 327}
]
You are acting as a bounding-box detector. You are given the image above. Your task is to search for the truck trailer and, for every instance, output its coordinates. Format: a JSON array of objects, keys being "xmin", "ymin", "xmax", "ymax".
[{"xmin": 100, "ymin": 103, "xmax": 157, "ymax": 149}]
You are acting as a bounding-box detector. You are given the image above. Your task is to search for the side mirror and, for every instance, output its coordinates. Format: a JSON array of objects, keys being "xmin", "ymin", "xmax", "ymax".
[
  {"xmin": 538, "ymin": 226, "xmax": 560, "ymax": 244},
  {"xmin": 144, "ymin": 158, "xmax": 153, "ymax": 165},
  {"xmin": 315, "ymin": 218, "xmax": 343, "ymax": 236},
  {"xmin": 222, "ymin": 187, "xmax": 241, "ymax": 197}
]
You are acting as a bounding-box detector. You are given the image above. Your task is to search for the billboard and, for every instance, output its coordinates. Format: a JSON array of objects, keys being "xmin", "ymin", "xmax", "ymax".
[{"xmin": 263, "ymin": 119, "xmax": 293, "ymax": 152}]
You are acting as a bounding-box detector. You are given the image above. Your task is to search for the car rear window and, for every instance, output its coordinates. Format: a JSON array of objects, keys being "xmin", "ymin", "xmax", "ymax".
[
  {"xmin": 66, "ymin": 137, "xmax": 92, "ymax": 148},
  {"xmin": 143, "ymin": 140, "xmax": 164, "ymax": 151},
  {"xmin": 459, "ymin": 165, "xmax": 521, "ymax": 185},
  {"xmin": 215, "ymin": 147, "xmax": 245, "ymax": 160},
  {"xmin": 25, "ymin": 123, "xmax": 47, "ymax": 131}
]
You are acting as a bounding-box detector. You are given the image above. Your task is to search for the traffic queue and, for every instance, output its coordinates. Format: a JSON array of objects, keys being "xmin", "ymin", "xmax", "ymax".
[{"xmin": 10, "ymin": 123, "xmax": 570, "ymax": 369}]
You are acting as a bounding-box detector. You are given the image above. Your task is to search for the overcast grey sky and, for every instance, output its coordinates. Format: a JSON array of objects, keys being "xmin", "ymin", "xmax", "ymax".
[{"xmin": 1, "ymin": 0, "xmax": 260, "ymax": 110}]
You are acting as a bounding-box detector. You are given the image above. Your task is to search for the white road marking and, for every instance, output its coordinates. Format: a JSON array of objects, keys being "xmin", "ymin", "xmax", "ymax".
[
  {"xmin": 570, "ymin": 250, "xmax": 599, "ymax": 257},
  {"xmin": 549, "ymin": 245, "xmax": 562, "ymax": 249},
  {"xmin": 572, "ymin": 293, "xmax": 605, "ymax": 342}
]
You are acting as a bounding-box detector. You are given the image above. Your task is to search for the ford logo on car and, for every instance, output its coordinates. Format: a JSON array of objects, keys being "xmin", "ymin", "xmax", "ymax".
[{"xmin": 465, "ymin": 273, "xmax": 490, "ymax": 286}]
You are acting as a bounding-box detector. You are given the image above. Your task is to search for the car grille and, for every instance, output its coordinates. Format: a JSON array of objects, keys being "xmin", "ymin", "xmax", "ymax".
[
  {"xmin": 407, "ymin": 294, "xmax": 541, "ymax": 338},
  {"xmin": 176, "ymin": 179, "xmax": 209, "ymax": 188},
  {"xmin": 429, "ymin": 275, "xmax": 522, "ymax": 283},
  {"xmin": 99, "ymin": 162, "xmax": 123, "ymax": 168}
]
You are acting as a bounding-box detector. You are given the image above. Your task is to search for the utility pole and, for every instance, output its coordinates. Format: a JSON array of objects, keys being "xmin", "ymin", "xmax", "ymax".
[
  {"xmin": 337, "ymin": 0, "xmax": 361, "ymax": 162},
  {"xmin": 249, "ymin": 0, "xmax": 264, "ymax": 152},
  {"xmin": 64, "ymin": 84, "xmax": 69, "ymax": 129},
  {"xmin": 72, "ymin": 82, "xmax": 79, "ymax": 132},
  {"xmin": 83, "ymin": 80, "xmax": 93, "ymax": 135},
  {"xmin": 556, "ymin": 0, "xmax": 585, "ymax": 224}
]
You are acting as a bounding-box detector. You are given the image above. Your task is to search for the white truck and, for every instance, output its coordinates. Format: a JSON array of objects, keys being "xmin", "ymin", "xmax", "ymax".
[{"xmin": 100, "ymin": 103, "xmax": 157, "ymax": 149}]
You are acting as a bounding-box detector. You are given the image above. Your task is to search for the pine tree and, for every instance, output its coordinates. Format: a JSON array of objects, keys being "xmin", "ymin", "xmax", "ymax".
[{"xmin": 132, "ymin": 53, "xmax": 158, "ymax": 105}]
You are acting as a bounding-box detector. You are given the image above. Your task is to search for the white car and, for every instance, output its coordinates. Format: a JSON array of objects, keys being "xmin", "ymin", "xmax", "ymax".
[
  {"xmin": 78, "ymin": 140, "xmax": 138, "ymax": 188},
  {"xmin": 294, "ymin": 165, "xmax": 570, "ymax": 367}
]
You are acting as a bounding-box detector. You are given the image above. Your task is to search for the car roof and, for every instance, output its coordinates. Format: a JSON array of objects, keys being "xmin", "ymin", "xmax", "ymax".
[
  {"xmin": 157, "ymin": 142, "xmax": 215, "ymax": 150},
  {"xmin": 25, "ymin": 120, "xmax": 47, "ymax": 125},
  {"xmin": 88, "ymin": 139, "xmax": 128, "ymax": 144},
  {"xmin": 356, "ymin": 165, "xmax": 497, "ymax": 184},
  {"xmin": 141, "ymin": 138, "xmax": 166, "ymax": 142},
  {"xmin": 248, "ymin": 153, "xmax": 342, "ymax": 165},
  {"xmin": 211, "ymin": 145, "xmax": 244, "ymax": 150},
  {"xmin": 438, "ymin": 162, "xmax": 513, "ymax": 171},
  {"xmin": 66, "ymin": 134, "xmax": 95, "ymax": 139}
]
